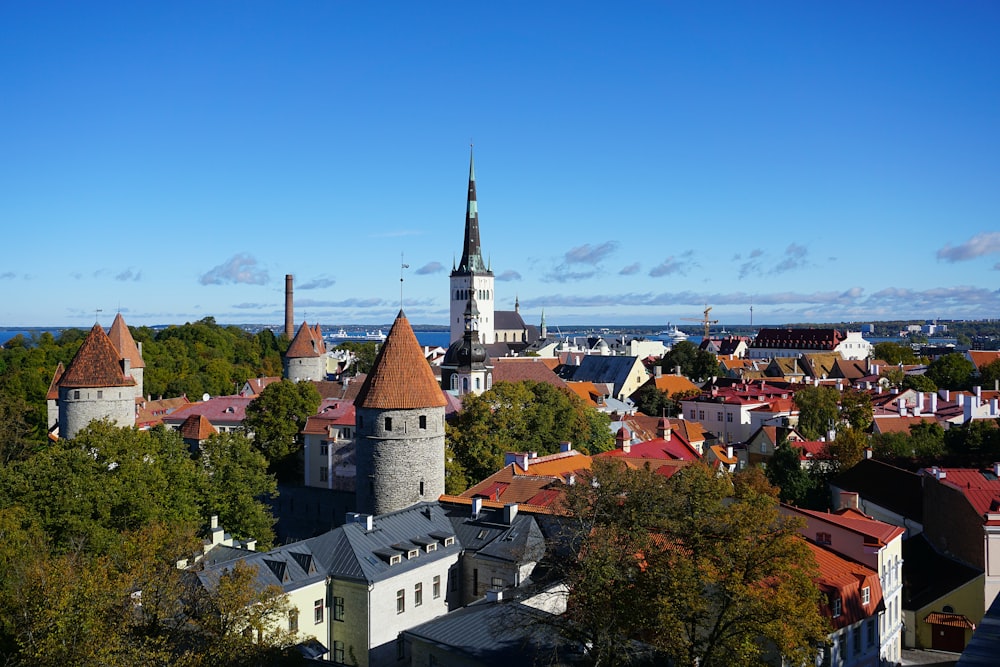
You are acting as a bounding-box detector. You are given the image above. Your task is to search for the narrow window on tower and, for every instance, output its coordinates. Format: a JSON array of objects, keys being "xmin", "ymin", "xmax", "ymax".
[
  {"xmin": 419, "ymin": 415, "xmax": 427, "ymax": 429},
  {"xmin": 385, "ymin": 417, "xmax": 392, "ymax": 431}
]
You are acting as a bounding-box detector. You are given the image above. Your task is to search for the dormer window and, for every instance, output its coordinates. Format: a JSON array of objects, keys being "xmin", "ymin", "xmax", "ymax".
[
  {"xmin": 832, "ymin": 598, "xmax": 842, "ymax": 618},
  {"xmin": 861, "ymin": 586, "xmax": 870, "ymax": 605},
  {"xmin": 389, "ymin": 554, "xmax": 402, "ymax": 565},
  {"xmin": 407, "ymin": 549, "xmax": 419, "ymax": 559},
  {"xmin": 444, "ymin": 537, "xmax": 455, "ymax": 547},
  {"xmin": 425, "ymin": 542, "xmax": 437, "ymax": 553}
]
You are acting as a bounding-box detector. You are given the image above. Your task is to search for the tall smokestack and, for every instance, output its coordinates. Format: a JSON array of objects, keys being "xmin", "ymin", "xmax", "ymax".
[{"xmin": 284, "ymin": 274, "xmax": 294, "ymax": 339}]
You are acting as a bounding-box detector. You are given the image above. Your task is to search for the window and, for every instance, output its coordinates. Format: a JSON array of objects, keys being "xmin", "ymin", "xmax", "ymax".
[
  {"xmin": 344, "ymin": 427, "xmax": 351, "ymax": 438},
  {"xmin": 491, "ymin": 577, "xmax": 504, "ymax": 591},
  {"xmin": 320, "ymin": 467, "xmax": 328, "ymax": 482},
  {"xmin": 407, "ymin": 549, "xmax": 419, "ymax": 559},
  {"xmin": 425, "ymin": 542, "xmax": 437, "ymax": 553},
  {"xmin": 689, "ymin": 409, "xmax": 696, "ymax": 419},
  {"xmin": 862, "ymin": 586, "xmax": 870, "ymax": 605},
  {"xmin": 320, "ymin": 443, "xmax": 328, "ymax": 456},
  {"xmin": 97, "ymin": 390, "xmax": 103, "ymax": 399},
  {"xmin": 314, "ymin": 599, "xmax": 323, "ymax": 624},
  {"xmin": 444, "ymin": 536, "xmax": 455, "ymax": 547},
  {"xmin": 390, "ymin": 554, "xmax": 402, "ymax": 565},
  {"xmin": 333, "ymin": 640, "xmax": 344, "ymax": 663},
  {"xmin": 451, "ymin": 375, "xmax": 459, "ymax": 390},
  {"xmin": 698, "ymin": 410, "xmax": 705, "ymax": 420},
  {"xmin": 726, "ymin": 412, "xmax": 733, "ymax": 422},
  {"xmin": 396, "ymin": 589, "xmax": 405, "ymax": 614},
  {"xmin": 832, "ymin": 598, "xmax": 842, "ymax": 618},
  {"xmin": 837, "ymin": 633, "xmax": 846, "ymax": 659},
  {"xmin": 419, "ymin": 415, "xmax": 427, "ymax": 429},
  {"xmin": 816, "ymin": 532, "xmax": 832, "ymax": 545},
  {"xmin": 74, "ymin": 390, "xmax": 80, "ymax": 399},
  {"xmin": 475, "ymin": 377, "xmax": 481, "ymax": 390},
  {"xmin": 419, "ymin": 480, "xmax": 425, "ymax": 496},
  {"xmin": 867, "ymin": 620, "xmax": 875, "ymax": 647},
  {"xmin": 853, "ymin": 625, "xmax": 861, "ymax": 654},
  {"xmin": 717, "ymin": 411, "xmax": 723, "ymax": 421},
  {"xmin": 433, "ymin": 575, "xmax": 441, "ymax": 599},
  {"xmin": 415, "ymin": 582, "xmax": 423, "ymax": 606},
  {"xmin": 288, "ymin": 609, "xmax": 299, "ymax": 633},
  {"xmin": 385, "ymin": 417, "xmax": 392, "ymax": 431},
  {"xmin": 333, "ymin": 596, "xmax": 344, "ymax": 621}
]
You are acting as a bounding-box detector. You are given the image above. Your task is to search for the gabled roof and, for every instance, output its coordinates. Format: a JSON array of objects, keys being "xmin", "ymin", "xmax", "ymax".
[
  {"xmin": 492, "ymin": 358, "xmax": 567, "ymax": 388},
  {"xmin": 564, "ymin": 381, "xmax": 600, "ymax": 406},
  {"xmin": 107, "ymin": 313, "xmax": 144, "ymax": 369},
  {"xmin": 920, "ymin": 466, "xmax": 1000, "ymax": 525},
  {"xmin": 598, "ymin": 434, "xmax": 702, "ymax": 462},
  {"xmin": 285, "ymin": 321, "xmax": 326, "ymax": 358},
  {"xmin": 180, "ymin": 414, "xmax": 217, "ymax": 441},
  {"xmin": 787, "ymin": 505, "xmax": 905, "ymax": 547},
  {"xmin": 302, "ymin": 399, "xmax": 356, "ymax": 434},
  {"xmin": 650, "ymin": 374, "xmax": 701, "ymax": 396},
  {"xmin": 830, "ymin": 458, "xmax": 923, "ymax": 522},
  {"xmin": 355, "ymin": 311, "xmax": 447, "ymax": 410},
  {"xmin": 807, "ymin": 540, "xmax": 883, "ymax": 629},
  {"xmin": 562, "ymin": 355, "xmax": 644, "ymax": 397},
  {"xmin": 164, "ymin": 396, "xmax": 252, "ymax": 425},
  {"xmin": 58, "ymin": 324, "xmax": 136, "ymax": 389},
  {"xmin": 494, "ymin": 310, "xmax": 526, "ymax": 331},
  {"xmin": 969, "ymin": 350, "xmax": 1000, "ymax": 371}
]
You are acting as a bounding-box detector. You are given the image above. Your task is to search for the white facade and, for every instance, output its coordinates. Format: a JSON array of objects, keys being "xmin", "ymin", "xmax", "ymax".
[{"xmin": 450, "ymin": 274, "xmax": 494, "ymax": 345}]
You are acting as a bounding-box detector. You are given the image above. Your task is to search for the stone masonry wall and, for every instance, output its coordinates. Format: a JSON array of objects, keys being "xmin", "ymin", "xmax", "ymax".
[{"xmin": 59, "ymin": 387, "xmax": 135, "ymax": 439}]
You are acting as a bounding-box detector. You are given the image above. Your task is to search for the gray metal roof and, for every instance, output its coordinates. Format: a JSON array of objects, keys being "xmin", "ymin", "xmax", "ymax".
[{"xmin": 560, "ymin": 355, "xmax": 641, "ymax": 397}]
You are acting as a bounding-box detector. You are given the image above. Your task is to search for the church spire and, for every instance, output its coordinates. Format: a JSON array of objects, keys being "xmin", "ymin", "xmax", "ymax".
[{"xmin": 456, "ymin": 146, "xmax": 490, "ymax": 275}]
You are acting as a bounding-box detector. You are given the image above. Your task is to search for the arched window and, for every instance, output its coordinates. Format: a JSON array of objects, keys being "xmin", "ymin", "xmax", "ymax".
[
  {"xmin": 487, "ymin": 373, "xmax": 492, "ymax": 390},
  {"xmin": 462, "ymin": 377, "xmax": 469, "ymax": 393},
  {"xmin": 475, "ymin": 377, "xmax": 481, "ymax": 390},
  {"xmin": 450, "ymin": 375, "xmax": 458, "ymax": 390}
]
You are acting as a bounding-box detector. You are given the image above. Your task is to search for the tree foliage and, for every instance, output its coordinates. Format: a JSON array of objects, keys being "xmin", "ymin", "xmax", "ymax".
[
  {"xmin": 872, "ymin": 342, "xmax": 917, "ymax": 365},
  {"xmin": 902, "ymin": 373, "xmax": 937, "ymax": 393},
  {"xmin": 446, "ymin": 381, "xmax": 613, "ymax": 486},
  {"xmin": 631, "ymin": 384, "xmax": 698, "ymax": 418},
  {"xmin": 243, "ymin": 380, "xmax": 321, "ymax": 478},
  {"xmin": 839, "ymin": 388, "xmax": 873, "ymax": 431},
  {"xmin": 926, "ymin": 353, "xmax": 975, "ymax": 391},
  {"xmin": 792, "ymin": 385, "xmax": 840, "ymax": 440},
  {"xmin": 334, "ymin": 341, "xmax": 378, "ymax": 375},
  {"xmin": 657, "ymin": 341, "xmax": 719, "ymax": 381},
  {"xmin": 765, "ymin": 440, "xmax": 815, "ymax": 506},
  {"xmin": 560, "ymin": 461, "xmax": 828, "ymax": 667}
]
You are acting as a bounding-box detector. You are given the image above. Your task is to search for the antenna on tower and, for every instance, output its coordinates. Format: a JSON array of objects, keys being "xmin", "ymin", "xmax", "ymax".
[
  {"xmin": 400, "ymin": 252, "xmax": 409, "ymax": 311},
  {"xmin": 750, "ymin": 296, "xmax": 754, "ymax": 328}
]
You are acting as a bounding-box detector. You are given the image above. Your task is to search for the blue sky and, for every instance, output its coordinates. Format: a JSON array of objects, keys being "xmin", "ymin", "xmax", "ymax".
[{"xmin": 2, "ymin": 2, "xmax": 999, "ymax": 328}]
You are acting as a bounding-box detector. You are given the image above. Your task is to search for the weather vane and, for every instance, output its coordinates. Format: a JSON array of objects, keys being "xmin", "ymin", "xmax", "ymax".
[
  {"xmin": 95, "ymin": 308, "xmax": 103, "ymax": 323},
  {"xmin": 400, "ymin": 253, "xmax": 409, "ymax": 311}
]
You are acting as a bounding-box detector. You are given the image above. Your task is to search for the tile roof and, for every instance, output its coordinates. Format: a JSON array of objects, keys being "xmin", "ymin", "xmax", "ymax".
[
  {"xmin": 492, "ymin": 358, "xmax": 567, "ymax": 388},
  {"xmin": 969, "ymin": 350, "xmax": 1000, "ymax": 371},
  {"xmin": 240, "ymin": 376, "xmax": 282, "ymax": 397},
  {"xmin": 180, "ymin": 414, "xmax": 218, "ymax": 440},
  {"xmin": 598, "ymin": 434, "xmax": 702, "ymax": 462},
  {"xmin": 789, "ymin": 506, "xmax": 905, "ymax": 547},
  {"xmin": 164, "ymin": 396, "xmax": 252, "ymax": 425},
  {"xmin": 806, "ymin": 540, "xmax": 883, "ymax": 629},
  {"xmin": 135, "ymin": 396, "xmax": 191, "ymax": 428},
  {"xmin": 830, "ymin": 459, "xmax": 924, "ymax": 522},
  {"xmin": 58, "ymin": 323, "xmax": 136, "ymax": 389},
  {"xmin": 107, "ymin": 313, "xmax": 144, "ymax": 369},
  {"xmin": 285, "ymin": 321, "xmax": 326, "ymax": 358},
  {"xmin": 872, "ymin": 415, "xmax": 940, "ymax": 434},
  {"xmin": 651, "ymin": 374, "xmax": 701, "ymax": 395},
  {"xmin": 564, "ymin": 381, "xmax": 600, "ymax": 406},
  {"xmin": 45, "ymin": 362, "xmax": 64, "ymax": 400},
  {"xmin": 921, "ymin": 466, "xmax": 1000, "ymax": 524},
  {"xmin": 354, "ymin": 311, "xmax": 447, "ymax": 410},
  {"xmin": 302, "ymin": 400, "xmax": 356, "ymax": 434}
]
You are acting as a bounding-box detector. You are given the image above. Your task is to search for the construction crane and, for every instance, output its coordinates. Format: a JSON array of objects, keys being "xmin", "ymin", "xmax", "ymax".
[{"xmin": 681, "ymin": 305, "xmax": 719, "ymax": 340}]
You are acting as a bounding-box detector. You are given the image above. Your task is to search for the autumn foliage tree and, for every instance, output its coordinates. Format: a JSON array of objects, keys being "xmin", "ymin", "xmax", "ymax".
[{"xmin": 559, "ymin": 460, "xmax": 828, "ymax": 667}]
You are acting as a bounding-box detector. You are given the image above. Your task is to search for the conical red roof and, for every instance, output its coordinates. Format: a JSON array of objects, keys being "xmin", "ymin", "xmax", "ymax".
[
  {"xmin": 285, "ymin": 321, "xmax": 326, "ymax": 358},
  {"xmin": 108, "ymin": 313, "xmax": 145, "ymax": 369},
  {"xmin": 355, "ymin": 311, "xmax": 447, "ymax": 410},
  {"xmin": 45, "ymin": 362, "xmax": 65, "ymax": 400},
  {"xmin": 59, "ymin": 324, "xmax": 135, "ymax": 389}
]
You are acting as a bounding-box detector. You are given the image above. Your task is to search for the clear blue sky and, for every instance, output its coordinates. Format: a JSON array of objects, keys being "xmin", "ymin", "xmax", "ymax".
[{"xmin": 2, "ymin": 2, "xmax": 999, "ymax": 328}]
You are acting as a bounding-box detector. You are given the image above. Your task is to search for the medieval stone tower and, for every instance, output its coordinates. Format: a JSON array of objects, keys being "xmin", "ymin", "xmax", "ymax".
[
  {"xmin": 450, "ymin": 147, "xmax": 495, "ymax": 346},
  {"xmin": 283, "ymin": 321, "xmax": 327, "ymax": 382},
  {"xmin": 56, "ymin": 322, "xmax": 137, "ymax": 439},
  {"xmin": 108, "ymin": 312, "xmax": 144, "ymax": 399},
  {"xmin": 354, "ymin": 310, "xmax": 447, "ymax": 516}
]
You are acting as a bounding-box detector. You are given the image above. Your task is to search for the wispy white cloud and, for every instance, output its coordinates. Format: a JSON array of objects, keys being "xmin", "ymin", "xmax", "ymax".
[
  {"xmin": 565, "ymin": 241, "xmax": 618, "ymax": 265},
  {"xmin": 115, "ymin": 269, "xmax": 142, "ymax": 282},
  {"xmin": 770, "ymin": 243, "xmax": 808, "ymax": 274},
  {"xmin": 649, "ymin": 257, "xmax": 685, "ymax": 277},
  {"xmin": 200, "ymin": 253, "xmax": 269, "ymax": 286},
  {"xmin": 937, "ymin": 232, "xmax": 1000, "ymax": 262},
  {"xmin": 543, "ymin": 270, "xmax": 597, "ymax": 283},
  {"xmin": 619, "ymin": 263, "xmax": 640, "ymax": 276},
  {"xmin": 0, "ymin": 272, "xmax": 14, "ymax": 280},
  {"xmin": 416, "ymin": 262, "xmax": 444, "ymax": 275},
  {"xmin": 299, "ymin": 276, "xmax": 336, "ymax": 290},
  {"xmin": 497, "ymin": 270, "xmax": 522, "ymax": 281}
]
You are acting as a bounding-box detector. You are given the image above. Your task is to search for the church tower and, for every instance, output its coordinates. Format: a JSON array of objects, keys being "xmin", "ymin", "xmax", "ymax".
[
  {"xmin": 354, "ymin": 310, "xmax": 447, "ymax": 516},
  {"xmin": 450, "ymin": 147, "xmax": 495, "ymax": 345},
  {"xmin": 441, "ymin": 294, "xmax": 493, "ymax": 396}
]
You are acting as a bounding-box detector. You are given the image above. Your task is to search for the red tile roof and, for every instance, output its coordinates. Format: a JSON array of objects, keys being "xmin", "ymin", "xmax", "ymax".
[
  {"xmin": 58, "ymin": 324, "xmax": 135, "ymax": 389},
  {"xmin": 302, "ymin": 399, "xmax": 356, "ymax": 434},
  {"xmin": 180, "ymin": 414, "xmax": 217, "ymax": 440},
  {"xmin": 922, "ymin": 466, "xmax": 1000, "ymax": 525},
  {"xmin": 597, "ymin": 434, "xmax": 702, "ymax": 462},
  {"xmin": 924, "ymin": 612, "xmax": 976, "ymax": 629},
  {"xmin": 354, "ymin": 311, "xmax": 447, "ymax": 410},
  {"xmin": 493, "ymin": 358, "xmax": 567, "ymax": 388},
  {"xmin": 285, "ymin": 321, "xmax": 326, "ymax": 358},
  {"xmin": 790, "ymin": 506, "xmax": 905, "ymax": 547},
  {"xmin": 45, "ymin": 362, "xmax": 64, "ymax": 400},
  {"xmin": 164, "ymin": 396, "xmax": 252, "ymax": 426},
  {"xmin": 807, "ymin": 540, "xmax": 883, "ymax": 629},
  {"xmin": 107, "ymin": 313, "xmax": 144, "ymax": 369}
]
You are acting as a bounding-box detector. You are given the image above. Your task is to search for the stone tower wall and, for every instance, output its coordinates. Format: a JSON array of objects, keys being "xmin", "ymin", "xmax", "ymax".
[
  {"xmin": 355, "ymin": 405, "xmax": 446, "ymax": 516},
  {"xmin": 59, "ymin": 386, "xmax": 135, "ymax": 439},
  {"xmin": 283, "ymin": 356, "xmax": 326, "ymax": 383}
]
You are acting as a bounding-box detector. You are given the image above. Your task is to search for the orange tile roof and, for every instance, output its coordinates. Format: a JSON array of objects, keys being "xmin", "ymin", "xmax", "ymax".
[
  {"xmin": 180, "ymin": 414, "xmax": 217, "ymax": 440},
  {"xmin": 492, "ymin": 358, "xmax": 567, "ymax": 388},
  {"xmin": 58, "ymin": 324, "xmax": 135, "ymax": 389},
  {"xmin": 969, "ymin": 350, "xmax": 1000, "ymax": 371},
  {"xmin": 107, "ymin": 313, "xmax": 145, "ymax": 369},
  {"xmin": 564, "ymin": 381, "xmax": 600, "ymax": 406},
  {"xmin": 806, "ymin": 540, "xmax": 883, "ymax": 628},
  {"xmin": 924, "ymin": 612, "xmax": 976, "ymax": 629},
  {"xmin": 285, "ymin": 321, "xmax": 326, "ymax": 358},
  {"xmin": 651, "ymin": 375, "xmax": 700, "ymax": 395},
  {"xmin": 45, "ymin": 362, "xmax": 64, "ymax": 400},
  {"xmin": 872, "ymin": 416, "xmax": 940, "ymax": 434},
  {"xmin": 791, "ymin": 506, "xmax": 905, "ymax": 547},
  {"xmin": 354, "ymin": 311, "xmax": 447, "ymax": 410}
]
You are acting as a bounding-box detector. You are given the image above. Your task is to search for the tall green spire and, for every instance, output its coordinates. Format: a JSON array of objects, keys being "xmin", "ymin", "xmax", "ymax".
[{"xmin": 454, "ymin": 146, "xmax": 490, "ymax": 275}]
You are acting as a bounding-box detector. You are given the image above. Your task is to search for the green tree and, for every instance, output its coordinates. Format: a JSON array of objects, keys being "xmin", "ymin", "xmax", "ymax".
[
  {"xmin": 872, "ymin": 342, "xmax": 917, "ymax": 365},
  {"xmin": 765, "ymin": 440, "xmax": 815, "ymax": 506},
  {"xmin": 243, "ymin": 380, "xmax": 321, "ymax": 477},
  {"xmin": 926, "ymin": 353, "xmax": 975, "ymax": 391},
  {"xmin": 828, "ymin": 426, "xmax": 869, "ymax": 471},
  {"xmin": 447, "ymin": 381, "xmax": 613, "ymax": 485},
  {"xmin": 658, "ymin": 341, "xmax": 719, "ymax": 381},
  {"xmin": 839, "ymin": 388, "xmax": 873, "ymax": 431},
  {"xmin": 336, "ymin": 341, "xmax": 379, "ymax": 375},
  {"xmin": 198, "ymin": 432, "xmax": 277, "ymax": 549},
  {"xmin": 979, "ymin": 359, "xmax": 1000, "ymax": 390},
  {"xmin": 560, "ymin": 460, "xmax": 827, "ymax": 667},
  {"xmin": 902, "ymin": 373, "xmax": 937, "ymax": 393},
  {"xmin": 793, "ymin": 385, "xmax": 840, "ymax": 440}
]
